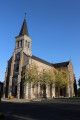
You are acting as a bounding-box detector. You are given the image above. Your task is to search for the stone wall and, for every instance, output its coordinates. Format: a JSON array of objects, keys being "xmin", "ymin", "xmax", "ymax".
[
  {"xmin": 23, "ymin": 58, "xmax": 56, "ymax": 99},
  {"xmin": 31, "ymin": 59, "xmax": 54, "ymax": 72},
  {"xmin": 68, "ymin": 61, "xmax": 75, "ymax": 96}
]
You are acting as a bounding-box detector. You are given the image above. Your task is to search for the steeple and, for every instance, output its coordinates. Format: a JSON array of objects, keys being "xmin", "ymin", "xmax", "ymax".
[
  {"xmin": 15, "ymin": 14, "xmax": 32, "ymax": 56},
  {"xmin": 19, "ymin": 14, "xmax": 29, "ymax": 36}
]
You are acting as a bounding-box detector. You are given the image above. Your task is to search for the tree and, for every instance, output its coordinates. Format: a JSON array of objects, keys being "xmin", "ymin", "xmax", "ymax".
[
  {"xmin": 22, "ymin": 64, "xmax": 39, "ymax": 84},
  {"xmin": 22, "ymin": 63, "xmax": 70, "ymax": 98},
  {"xmin": 0, "ymin": 92, "xmax": 2, "ymax": 102},
  {"xmin": 22, "ymin": 64, "xmax": 69, "ymax": 87},
  {"xmin": 39, "ymin": 68, "xmax": 56, "ymax": 85},
  {"xmin": 78, "ymin": 78, "xmax": 80, "ymax": 88},
  {"xmin": 22, "ymin": 63, "xmax": 56, "ymax": 85},
  {"xmin": 37, "ymin": 68, "xmax": 56, "ymax": 98},
  {"xmin": 54, "ymin": 70, "xmax": 69, "ymax": 88},
  {"xmin": 54, "ymin": 70, "xmax": 69, "ymax": 97},
  {"xmin": 77, "ymin": 78, "xmax": 80, "ymax": 97}
]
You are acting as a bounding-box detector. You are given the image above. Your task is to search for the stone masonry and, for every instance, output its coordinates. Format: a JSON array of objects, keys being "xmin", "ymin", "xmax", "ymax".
[{"xmin": 4, "ymin": 16, "xmax": 76, "ymax": 99}]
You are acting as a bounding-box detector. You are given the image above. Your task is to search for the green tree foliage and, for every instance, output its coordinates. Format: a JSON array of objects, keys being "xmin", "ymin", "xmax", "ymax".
[
  {"xmin": 22, "ymin": 64, "xmax": 39, "ymax": 84},
  {"xmin": 39, "ymin": 68, "xmax": 55, "ymax": 85},
  {"xmin": 22, "ymin": 63, "xmax": 69, "ymax": 88},
  {"xmin": 54, "ymin": 70, "xmax": 69, "ymax": 88},
  {"xmin": 0, "ymin": 92, "xmax": 2, "ymax": 102},
  {"xmin": 78, "ymin": 78, "xmax": 80, "ymax": 88}
]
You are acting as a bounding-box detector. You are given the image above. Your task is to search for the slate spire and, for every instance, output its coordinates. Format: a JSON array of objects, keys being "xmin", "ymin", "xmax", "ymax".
[{"xmin": 19, "ymin": 13, "xmax": 29, "ymax": 36}]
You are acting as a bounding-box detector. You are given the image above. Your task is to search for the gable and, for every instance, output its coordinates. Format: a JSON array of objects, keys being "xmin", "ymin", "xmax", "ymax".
[{"xmin": 53, "ymin": 61, "xmax": 70, "ymax": 68}]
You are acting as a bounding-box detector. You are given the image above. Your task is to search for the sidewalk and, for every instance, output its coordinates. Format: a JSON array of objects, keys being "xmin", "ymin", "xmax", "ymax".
[
  {"xmin": 1, "ymin": 98, "xmax": 41, "ymax": 103},
  {"xmin": 2, "ymin": 98, "xmax": 31, "ymax": 103},
  {"xmin": 1, "ymin": 97, "xmax": 80, "ymax": 104}
]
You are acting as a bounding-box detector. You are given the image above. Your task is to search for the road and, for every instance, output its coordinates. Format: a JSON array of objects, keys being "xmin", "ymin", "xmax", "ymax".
[{"xmin": 0, "ymin": 99, "xmax": 80, "ymax": 120}]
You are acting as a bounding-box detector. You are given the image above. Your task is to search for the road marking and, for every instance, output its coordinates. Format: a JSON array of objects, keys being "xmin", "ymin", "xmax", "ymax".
[{"xmin": 5, "ymin": 113, "xmax": 37, "ymax": 120}]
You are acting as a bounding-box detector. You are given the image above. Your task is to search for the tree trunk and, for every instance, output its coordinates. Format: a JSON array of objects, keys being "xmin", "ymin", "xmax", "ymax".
[{"xmin": 58, "ymin": 87, "xmax": 60, "ymax": 98}]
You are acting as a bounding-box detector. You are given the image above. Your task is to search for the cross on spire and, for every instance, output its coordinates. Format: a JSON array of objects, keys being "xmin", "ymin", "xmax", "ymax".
[
  {"xmin": 25, "ymin": 11, "xmax": 27, "ymax": 19},
  {"xmin": 19, "ymin": 12, "xmax": 29, "ymax": 36}
]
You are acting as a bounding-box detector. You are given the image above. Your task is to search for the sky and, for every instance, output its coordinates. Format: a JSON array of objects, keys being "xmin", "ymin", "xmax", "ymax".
[{"xmin": 0, "ymin": 0, "xmax": 80, "ymax": 87}]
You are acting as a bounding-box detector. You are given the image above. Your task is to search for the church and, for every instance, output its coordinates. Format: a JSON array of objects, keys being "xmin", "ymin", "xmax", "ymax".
[{"xmin": 4, "ymin": 15, "xmax": 76, "ymax": 99}]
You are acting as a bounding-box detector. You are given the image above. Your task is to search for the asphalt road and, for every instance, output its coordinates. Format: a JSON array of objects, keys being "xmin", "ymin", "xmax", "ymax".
[{"xmin": 0, "ymin": 99, "xmax": 80, "ymax": 120}]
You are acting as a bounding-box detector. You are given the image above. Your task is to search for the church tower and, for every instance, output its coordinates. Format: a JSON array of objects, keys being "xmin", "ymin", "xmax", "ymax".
[
  {"xmin": 15, "ymin": 15, "xmax": 32, "ymax": 56},
  {"xmin": 13, "ymin": 15, "xmax": 32, "ymax": 99},
  {"xmin": 4, "ymin": 14, "xmax": 32, "ymax": 99}
]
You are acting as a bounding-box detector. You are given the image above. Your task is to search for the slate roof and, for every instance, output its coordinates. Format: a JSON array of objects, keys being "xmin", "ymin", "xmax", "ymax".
[
  {"xmin": 19, "ymin": 18, "xmax": 29, "ymax": 36},
  {"xmin": 53, "ymin": 61, "xmax": 70, "ymax": 68},
  {"xmin": 32, "ymin": 55, "xmax": 52, "ymax": 66},
  {"xmin": 24, "ymin": 54, "xmax": 69, "ymax": 68}
]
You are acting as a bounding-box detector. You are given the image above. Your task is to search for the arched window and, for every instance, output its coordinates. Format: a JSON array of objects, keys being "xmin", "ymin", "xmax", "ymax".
[
  {"xmin": 28, "ymin": 42, "xmax": 30, "ymax": 48},
  {"xmin": 17, "ymin": 41, "xmax": 19, "ymax": 47},
  {"xmin": 16, "ymin": 53, "xmax": 20, "ymax": 60},
  {"xmin": 15, "ymin": 65, "xmax": 19, "ymax": 72},
  {"xmin": 25, "ymin": 40, "xmax": 27, "ymax": 46},
  {"xmin": 20, "ymin": 40, "xmax": 22, "ymax": 46}
]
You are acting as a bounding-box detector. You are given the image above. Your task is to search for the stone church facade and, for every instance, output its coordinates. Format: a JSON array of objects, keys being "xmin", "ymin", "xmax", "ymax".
[{"xmin": 4, "ymin": 16, "xmax": 76, "ymax": 99}]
